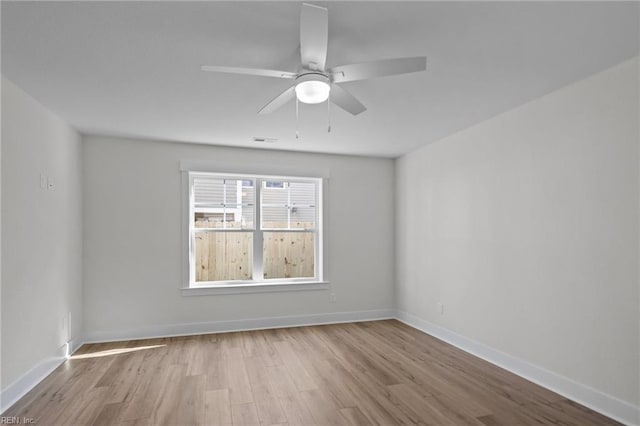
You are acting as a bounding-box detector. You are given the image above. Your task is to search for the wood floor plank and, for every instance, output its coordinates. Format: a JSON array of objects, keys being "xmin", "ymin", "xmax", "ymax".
[
  {"xmin": 322, "ymin": 358, "xmax": 413, "ymax": 426},
  {"xmin": 311, "ymin": 327, "xmax": 417, "ymax": 425},
  {"xmin": 97, "ymin": 351, "xmax": 148, "ymax": 404},
  {"xmin": 265, "ymin": 365, "xmax": 316, "ymax": 425},
  {"xmin": 204, "ymin": 389, "xmax": 232, "ymax": 425},
  {"xmin": 205, "ymin": 340, "xmax": 228, "ymax": 391},
  {"xmin": 163, "ymin": 336, "xmax": 188, "ymax": 365},
  {"xmin": 388, "ymin": 383, "xmax": 480, "ymax": 426},
  {"xmin": 23, "ymin": 355, "xmax": 115, "ymax": 424},
  {"xmin": 175, "ymin": 374, "xmax": 206, "ymax": 425},
  {"xmin": 186, "ymin": 337, "xmax": 209, "ymax": 377},
  {"xmin": 272, "ymin": 340, "xmax": 317, "ymax": 392},
  {"xmin": 2, "ymin": 364, "xmax": 76, "ymax": 420},
  {"xmin": 347, "ymin": 322, "xmax": 493, "ymax": 419},
  {"xmin": 320, "ymin": 325, "xmax": 403, "ymax": 387},
  {"xmin": 527, "ymin": 398, "xmax": 618, "ymax": 426},
  {"xmin": 299, "ymin": 388, "xmax": 345, "ymax": 426},
  {"xmin": 221, "ymin": 332, "xmax": 244, "ymax": 356},
  {"xmin": 92, "ymin": 402, "xmax": 125, "ymax": 426},
  {"xmin": 148, "ymin": 363, "xmax": 187, "ymax": 425},
  {"xmin": 2, "ymin": 320, "xmax": 621, "ymax": 426},
  {"xmin": 358, "ymin": 321, "xmax": 561, "ymax": 422},
  {"xmin": 254, "ymin": 331, "xmax": 285, "ymax": 367},
  {"xmin": 118, "ymin": 418, "xmax": 152, "ymax": 426},
  {"xmin": 118, "ymin": 349, "xmax": 173, "ymax": 421},
  {"xmin": 231, "ymin": 402, "xmax": 260, "ymax": 425},
  {"xmin": 244, "ymin": 355, "xmax": 288, "ymax": 425},
  {"xmin": 339, "ymin": 407, "xmax": 370, "ymax": 425},
  {"xmin": 50, "ymin": 386, "xmax": 111, "ymax": 425},
  {"xmin": 225, "ymin": 347, "xmax": 254, "ymax": 405}
]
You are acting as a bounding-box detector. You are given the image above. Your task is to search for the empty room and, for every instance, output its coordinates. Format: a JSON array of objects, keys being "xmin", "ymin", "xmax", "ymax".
[{"xmin": 1, "ymin": 1, "xmax": 639, "ymax": 425}]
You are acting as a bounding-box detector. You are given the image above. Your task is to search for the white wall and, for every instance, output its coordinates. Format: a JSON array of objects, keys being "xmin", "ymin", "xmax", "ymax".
[
  {"xmin": 1, "ymin": 78, "xmax": 83, "ymax": 401},
  {"xmin": 396, "ymin": 57, "xmax": 639, "ymax": 416},
  {"xmin": 82, "ymin": 136, "xmax": 395, "ymax": 339}
]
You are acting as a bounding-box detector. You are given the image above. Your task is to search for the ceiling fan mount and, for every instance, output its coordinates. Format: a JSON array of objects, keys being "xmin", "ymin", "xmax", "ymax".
[{"xmin": 201, "ymin": 3, "xmax": 427, "ymax": 116}]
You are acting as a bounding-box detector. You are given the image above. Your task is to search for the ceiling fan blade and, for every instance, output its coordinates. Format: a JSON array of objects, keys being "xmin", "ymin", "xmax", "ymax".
[
  {"xmin": 201, "ymin": 65, "xmax": 297, "ymax": 79},
  {"xmin": 258, "ymin": 86, "xmax": 296, "ymax": 114},
  {"xmin": 329, "ymin": 57, "xmax": 427, "ymax": 83},
  {"xmin": 330, "ymin": 84, "xmax": 366, "ymax": 115},
  {"xmin": 300, "ymin": 3, "xmax": 328, "ymax": 71}
]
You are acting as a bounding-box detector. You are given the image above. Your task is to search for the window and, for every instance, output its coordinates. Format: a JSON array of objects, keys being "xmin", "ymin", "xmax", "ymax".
[{"xmin": 187, "ymin": 172, "xmax": 323, "ymax": 288}]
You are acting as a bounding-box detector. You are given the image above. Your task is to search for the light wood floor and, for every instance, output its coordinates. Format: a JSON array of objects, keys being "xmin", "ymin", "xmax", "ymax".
[{"xmin": 4, "ymin": 320, "xmax": 618, "ymax": 425}]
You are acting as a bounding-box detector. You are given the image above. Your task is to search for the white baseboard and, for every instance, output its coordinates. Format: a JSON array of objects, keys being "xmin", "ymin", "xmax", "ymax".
[
  {"xmin": 0, "ymin": 338, "xmax": 82, "ymax": 414},
  {"xmin": 396, "ymin": 310, "xmax": 640, "ymax": 426},
  {"xmin": 83, "ymin": 309, "xmax": 395, "ymax": 343}
]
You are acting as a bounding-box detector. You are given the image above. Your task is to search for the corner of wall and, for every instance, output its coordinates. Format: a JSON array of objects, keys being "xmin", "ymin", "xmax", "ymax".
[{"xmin": 1, "ymin": 77, "xmax": 84, "ymax": 413}]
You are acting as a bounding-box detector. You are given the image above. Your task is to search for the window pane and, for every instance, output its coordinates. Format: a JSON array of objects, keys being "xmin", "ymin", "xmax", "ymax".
[
  {"xmin": 263, "ymin": 232, "xmax": 314, "ymax": 279},
  {"xmin": 194, "ymin": 177, "xmax": 254, "ymax": 229},
  {"xmin": 195, "ymin": 231, "xmax": 253, "ymax": 282},
  {"xmin": 261, "ymin": 181, "xmax": 316, "ymax": 229}
]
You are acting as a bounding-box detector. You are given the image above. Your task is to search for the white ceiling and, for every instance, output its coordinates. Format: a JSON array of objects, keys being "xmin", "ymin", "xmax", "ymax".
[{"xmin": 2, "ymin": 1, "xmax": 638, "ymax": 158}]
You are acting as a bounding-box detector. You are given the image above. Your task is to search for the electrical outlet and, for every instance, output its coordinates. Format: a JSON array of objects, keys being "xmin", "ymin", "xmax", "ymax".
[
  {"xmin": 47, "ymin": 176, "xmax": 55, "ymax": 190},
  {"xmin": 330, "ymin": 293, "xmax": 337, "ymax": 302},
  {"xmin": 438, "ymin": 302, "xmax": 444, "ymax": 315},
  {"xmin": 40, "ymin": 173, "xmax": 47, "ymax": 189}
]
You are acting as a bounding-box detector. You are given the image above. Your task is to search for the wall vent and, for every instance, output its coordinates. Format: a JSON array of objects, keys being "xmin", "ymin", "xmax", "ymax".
[{"xmin": 252, "ymin": 137, "xmax": 278, "ymax": 143}]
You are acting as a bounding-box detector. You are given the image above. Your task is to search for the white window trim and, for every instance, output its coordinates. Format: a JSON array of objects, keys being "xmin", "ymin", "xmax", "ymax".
[
  {"xmin": 181, "ymin": 281, "xmax": 330, "ymax": 296},
  {"xmin": 180, "ymin": 163, "xmax": 329, "ymax": 294}
]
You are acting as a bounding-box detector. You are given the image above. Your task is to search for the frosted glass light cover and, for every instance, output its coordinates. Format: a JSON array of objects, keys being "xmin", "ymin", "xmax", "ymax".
[{"xmin": 295, "ymin": 80, "xmax": 330, "ymax": 104}]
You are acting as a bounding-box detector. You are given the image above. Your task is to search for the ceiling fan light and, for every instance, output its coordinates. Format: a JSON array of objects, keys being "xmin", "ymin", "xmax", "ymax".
[{"xmin": 295, "ymin": 80, "xmax": 331, "ymax": 104}]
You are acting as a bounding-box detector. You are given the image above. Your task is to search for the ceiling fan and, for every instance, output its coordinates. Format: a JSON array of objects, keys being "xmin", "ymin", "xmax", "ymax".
[{"xmin": 201, "ymin": 3, "xmax": 427, "ymax": 116}]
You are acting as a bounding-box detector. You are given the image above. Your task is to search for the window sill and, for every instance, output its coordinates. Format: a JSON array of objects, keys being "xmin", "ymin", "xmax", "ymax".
[{"xmin": 181, "ymin": 281, "xmax": 330, "ymax": 296}]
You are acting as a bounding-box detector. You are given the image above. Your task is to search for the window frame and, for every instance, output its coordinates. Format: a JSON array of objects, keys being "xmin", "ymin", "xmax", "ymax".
[{"xmin": 183, "ymin": 169, "xmax": 327, "ymax": 294}]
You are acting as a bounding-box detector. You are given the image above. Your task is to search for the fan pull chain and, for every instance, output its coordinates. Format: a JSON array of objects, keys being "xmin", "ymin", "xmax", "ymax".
[
  {"xmin": 327, "ymin": 95, "xmax": 331, "ymax": 133},
  {"xmin": 295, "ymin": 97, "xmax": 299, "ymax": 139}
]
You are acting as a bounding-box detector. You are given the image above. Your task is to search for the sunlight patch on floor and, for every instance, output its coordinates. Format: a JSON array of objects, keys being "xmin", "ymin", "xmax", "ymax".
[{"xmin": 70, "ymin": 344, "xmax": 166, "ymax": 359}]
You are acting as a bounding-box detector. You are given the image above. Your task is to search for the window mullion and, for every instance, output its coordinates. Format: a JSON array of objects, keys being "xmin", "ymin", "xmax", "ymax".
[
  {"xmin": 287, "ymin": 183, "xmax": 291, "ymax": 229},
  {"xmin": 253, "ymin": 179, "xmax": 264, "ymax": 281}
]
